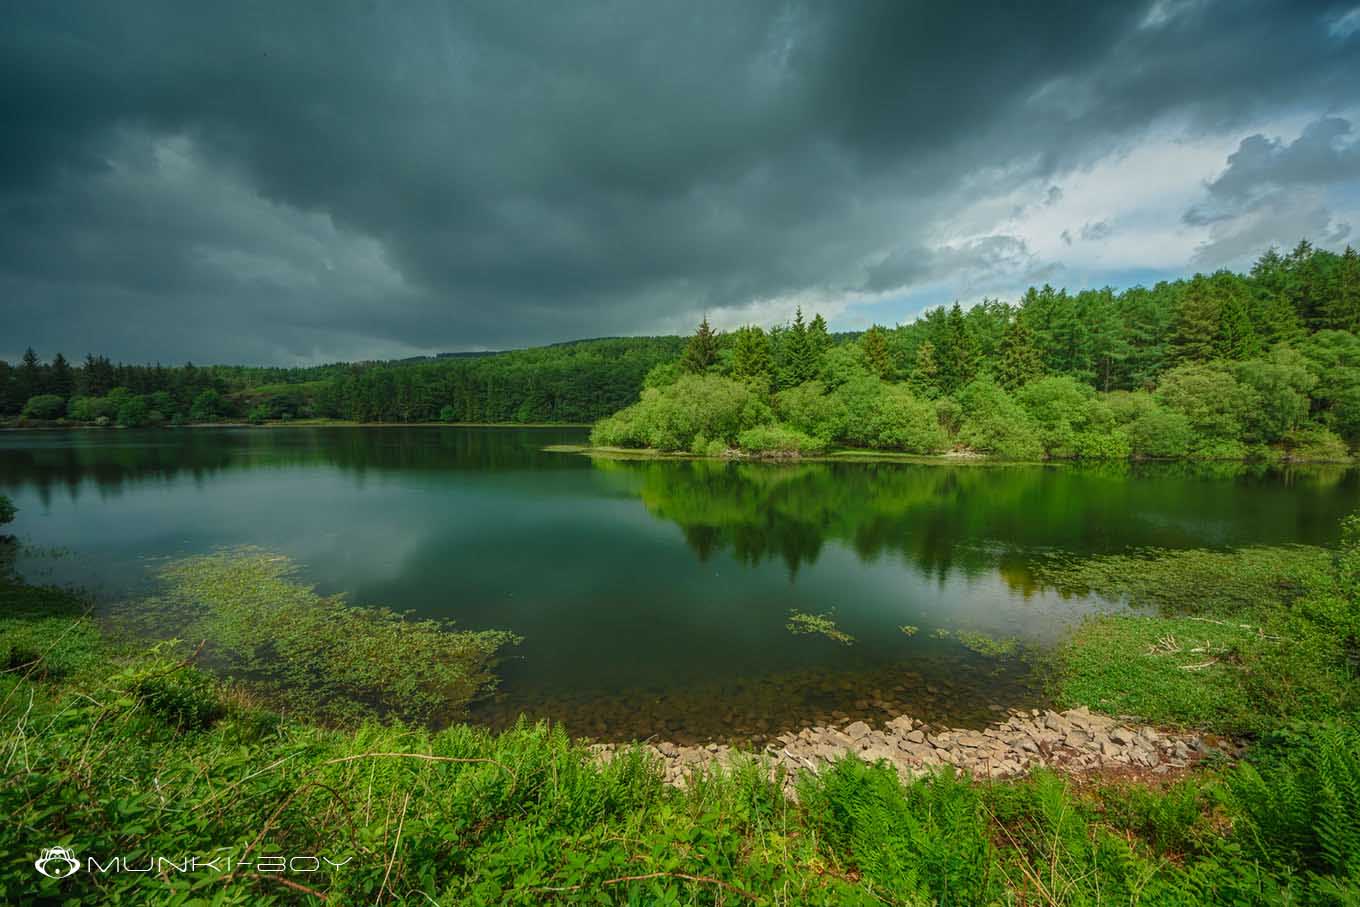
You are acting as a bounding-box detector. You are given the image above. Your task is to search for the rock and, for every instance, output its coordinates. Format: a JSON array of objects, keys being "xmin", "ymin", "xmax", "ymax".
[
  {"xmin": 845, "ymin": 721, "xmax": 872, "ymax": 741},
  {"xmin": 905, "ymin": 729, "xmax": 926, "ymax": 744}
]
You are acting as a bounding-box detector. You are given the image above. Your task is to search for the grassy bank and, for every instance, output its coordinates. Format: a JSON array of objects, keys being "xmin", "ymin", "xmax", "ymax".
[{"xmin": 2, "ymin": 522, "xmax": 1359, "ymax": 903}]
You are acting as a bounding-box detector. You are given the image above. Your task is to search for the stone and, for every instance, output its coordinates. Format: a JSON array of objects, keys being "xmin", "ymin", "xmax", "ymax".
[{"xmin": 845, "ymin": 721, "xmax": 872, "ymax": 741}]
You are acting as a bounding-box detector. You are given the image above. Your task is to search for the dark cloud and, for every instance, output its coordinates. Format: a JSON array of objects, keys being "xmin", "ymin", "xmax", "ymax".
[
  {"xmin": 1186, "ymin": 114, "xmax": 1360, "ymax": 263},
  {"xmin": 2, "ymin": 1, "xmax": 1358, "ymax": 363}
]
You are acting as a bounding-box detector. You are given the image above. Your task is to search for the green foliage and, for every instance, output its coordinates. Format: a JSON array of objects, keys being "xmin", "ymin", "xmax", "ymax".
[
  {"xmin": 1128, "ymin": 406, "xmax": 1195, "ymax": 458},
  {"xmin": 957, "ymin": 375, "xmax": 1044, "ymax": 459},
  {"xmin": 123, "ymin": 549, "xmax": 520, "ymax": 725},
  {"xmin": 590, "ymin": 374, "xmax": 773, "ymax": 451},
  {"xmin": 860, "ymin": 325, "xmax": 892, "ymax": 378},
  {"xmin": 20, "ymin": 393, "xmax": 65, "ymax": 420},
  {"xmin": 776, "ymin": 379, "xmax": 842, "ymax": 440},
  {"xmin": 786, "ymin": 609, "xmax": 854, "ymax": 644},
  {"xmin": 0, "ymin": 494, "xmax": 13, "ymax": 526},
  {"xmin": 1041, "ymin": 539, "xmax": 1356, "ymax": 735},
  {"xmin": 737, "ymin": 423, "xmax": 827, "ymax": 456},
  {"xmin": 1228, "ymin": 723, "xmax": 1360, "ymax": 881},
  {"xmin": 729, "ymin": 324, "xmax": 773, "ymax": 384},
  {"xmin": 681, "ymin": 316, "xmax": 720, "ymax": 373}
]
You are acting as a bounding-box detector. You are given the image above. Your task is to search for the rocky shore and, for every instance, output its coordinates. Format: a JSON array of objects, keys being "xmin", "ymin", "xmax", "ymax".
[{"xmin": 591, "ymin": 706, "xmax": 1237, "ymax": 792}]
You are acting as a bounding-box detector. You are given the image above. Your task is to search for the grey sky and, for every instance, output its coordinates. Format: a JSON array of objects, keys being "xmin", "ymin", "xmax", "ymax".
[{"xmin": 3, "ymin": 1, "xmax": 1359, "ymax": 364}]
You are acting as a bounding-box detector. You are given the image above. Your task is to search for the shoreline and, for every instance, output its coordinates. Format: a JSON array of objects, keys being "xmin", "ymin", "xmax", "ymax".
[
  {"xmin": 592, "ymin": 706, "xmax": 1237, "ymax": 793},
  {"xmin": 545, "ymin": 442, "xmax": 1356, "ymax": 466}
]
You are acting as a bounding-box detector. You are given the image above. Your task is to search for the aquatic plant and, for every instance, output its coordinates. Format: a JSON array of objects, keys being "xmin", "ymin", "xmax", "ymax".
[
  {"xmin": 786, "ymin": 609, "xmax": 854, "ymax": 645},
  {"xmin": 116, "ymin": 547, "xmax": 519, "ymax": 725}
]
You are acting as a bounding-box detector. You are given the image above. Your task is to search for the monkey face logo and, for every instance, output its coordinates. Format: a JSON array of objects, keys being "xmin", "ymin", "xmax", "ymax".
[{"xmin": 34, "ymin": 846, "xmax": 81, "ymax": 879}]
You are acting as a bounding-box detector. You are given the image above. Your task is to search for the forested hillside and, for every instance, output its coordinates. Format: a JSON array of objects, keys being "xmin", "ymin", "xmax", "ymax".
[
  {"xmin": 593, "ymin": 241, "xmax": 1360, "ymax": 460},
  {"xmin": 0, "ymin": 337, "xmax": 683, "ymax": 426},
  {"xmin": 4, "ymin": 240, "xmax": 1358, "ymax": 446}
]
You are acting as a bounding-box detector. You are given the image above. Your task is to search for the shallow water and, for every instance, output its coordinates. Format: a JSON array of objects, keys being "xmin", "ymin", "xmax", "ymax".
[{"xmin": 2, "ymin": 427, "xmax": 1356, "ymax": 741}]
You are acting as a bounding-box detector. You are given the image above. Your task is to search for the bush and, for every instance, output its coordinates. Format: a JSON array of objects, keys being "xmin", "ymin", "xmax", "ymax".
[
  {"xmin": 866, "ymin": 385, "xmax": 950, "ymax": 453},
  {"xmin": 1156, "ymin": 363, "xmax": 1255, "ymax": 441},
  {"xmin": 736, "ymin": 423, "xmax": 827, "ymax": 456},
  {"xmin": 126, "ymin": 662, "xmax": 227, "ymax": 732},
  {"xmin": 1128, "ymin": 407, "xmax": 1194, "ymax": 458},
  {"xmin": 956, "ymin": 376, "xmax": 1044, "ymax": 459},
  {"xmin": 20, "ymin": 394, "xmax": 65, "ymax": 420},
  {"xmin": 1016, "ymin": 375, "xmax": 1097, "ymax": 457},
  {"xmin": 588, "ymin": 375, "xmax": 773, "ymax": 451},
  {"xmin": 1282, "ymin": 427, "xmax": 1351, "ymax": 462},
  {"xmin": 775, "ymin": 381, "xmax": 842, "ymax": 441},
  {"xmin": 115, "ymin": 395, "xmax": 150, "ymax": 428},
  {"xmin": 0, "ymin": 495, "xmax": 13, "ymax": 526},
  {"xmin": 66, "ymin": 395, "xmax": 117, "ymax": 422},
  {"xmin": 439, "ymin": 404, "xmax": 456, "ymax": 422}
]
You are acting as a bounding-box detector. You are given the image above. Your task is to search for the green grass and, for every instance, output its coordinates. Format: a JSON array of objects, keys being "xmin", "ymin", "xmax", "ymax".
[{"xmin": 1040, "ymin": 541, "xmax": 1360, "ymax": 736}]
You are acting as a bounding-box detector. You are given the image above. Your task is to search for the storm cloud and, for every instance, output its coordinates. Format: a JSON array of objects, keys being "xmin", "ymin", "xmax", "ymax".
[{"xmin": 3, "ymin": 1, "xmax": 1359, "ymax": 363}]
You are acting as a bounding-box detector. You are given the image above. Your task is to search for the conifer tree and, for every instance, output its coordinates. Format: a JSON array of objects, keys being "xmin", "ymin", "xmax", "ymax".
[
  {"xmin": 730, "ymin": 325, "xmax": 772, "ymax": 382},
  {"xmin": 49, "ymin": 353, "xmax": 73, "ymax": 400},
  {"xmin": 681, "ymin": 316, "xmax": 719, "ymax": 373},
  {"xmin": 1325, "ymin": 245, "xmax": 1360, "ymax": 333},
  {"xmin": 908, "ymin": 340, "xmax": 942, "ymax": 399},
  {"xmin": 860, "ymin": 325, "xmax": 891, "ymax": 379},
  {"xmin": 995, "ymin": 318, "xmax": 1044, "ymax": 390},
  {"xmin": 936, "ymin": 303, "xmax": 977, "ymax": 393},
  {"xmin": 1171, "ymin": 277, "xmax": 1221, "ymax": 363}
]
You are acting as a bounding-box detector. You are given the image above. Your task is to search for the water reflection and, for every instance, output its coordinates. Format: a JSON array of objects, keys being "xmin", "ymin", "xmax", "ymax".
[
  {"xmin": 2, "ymin": 428, "xmax": 1356, "ymax": 742},
  {"xmin": 591, "ymin": 456, "xmax": 1355, "ymax": 580}
]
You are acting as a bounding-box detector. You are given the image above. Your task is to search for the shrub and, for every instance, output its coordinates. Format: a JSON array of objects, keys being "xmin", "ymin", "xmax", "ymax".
[
  {"xmin": 1128, "ymin": 407, "xmax": 1194, "ymax": 458},
  {"xmin": 956, "ymin": 376, "xmax": 1044, "ymax": 459},
  {"xmin": 20, "ymin": 394, "xmax": 65, "ymax": 420},
  {"xmin": 126, "ymin": 662, "xmax": 227, "ymax": 732},
  {"xmin": 439, "ymin": 404, "xmax": 456, "ymax": 422},
  {"xmin": 736, "ymin": 423, "xmax": 827, "ymax": 456},
  {"xmin": 1156, "ymin": 363, "xmax": 1255, "ymax": 441},
  {"xmin": 0, "ymin": 495, "xmax": 14, "ymax": 526},
  {"xmin": 116, "ymin": 395, "xmax": 151, "ymax": 428},
  {"xmin": 1016, "ymin": 375, "xmax": 1097, "ymax": 457},
  {"xmin": 588, "ymin": 375, "xmax": 773, "ymax": 451},
  {"xmin": 66, "ymin": 395, "xmax": 117, "ymax": 422},
  {"xmin": 1282, "ymin": 427, "xmax": 1351, "ymax": 462},
  {"xmin": 866, "ymin": 385, "xmax": 949, "ymax": 453},
  {"xmin": 775, "ymin": 381, "xmax": 842, "ymax": 441}
]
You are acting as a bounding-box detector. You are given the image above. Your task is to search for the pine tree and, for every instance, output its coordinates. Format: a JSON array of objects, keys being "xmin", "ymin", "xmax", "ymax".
[
  {"xmin": 936, "ymin": 303, "xmax": 977, "ymax": 394},
  {"xmin": 730, "ymin": 325, "xmax": 772, "ymax": 382},
  {"xmin": 681, "ymin": 317, "xmax": 719, "ymax": 373},
  {"xmin": 1171, "ymin": 277, "xmax": 1221, "ymax": 363},
  {"xmin": 781, "ymin": 308, "xmax": 816, "ymax": 387},
  {"xmin": 908, "ymin": 341, "xmax": 941, "ymax": 399},
  {"xmin": 18, "ymin": 348, "xmax": 42, "ymax": 402},
  {"xmin": 860, "ymin": 325, "xmax": 891, "ymax": 379},
  {"xmin": 1216, "ymin": 292, "xmax": 1260, "ymax": 360},
  {"xmin": 807, "ymin": 313, "xmax": 831, "ymax": 366},
  {"xmin": 995, "ymin": 318, "xmax": 1044, "ymax": 390},
  {"xmin": 1325, "ymin": 245, "xmax": 1360, "ymax": 333},
  {"xmin": 49, "ymin": 353, "xmax": 73, "ymax": 400}
]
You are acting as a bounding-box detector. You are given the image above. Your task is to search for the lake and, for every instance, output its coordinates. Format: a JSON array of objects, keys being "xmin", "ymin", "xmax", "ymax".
[{"xmin": 2, "ymin": 426, "xmax": 1356, "ymax": 743}]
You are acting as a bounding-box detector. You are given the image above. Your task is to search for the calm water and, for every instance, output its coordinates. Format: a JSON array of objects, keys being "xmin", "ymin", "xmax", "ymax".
[{"xmin": 2, "ymin": 427, "xmax": 1356, "ymax": 742}]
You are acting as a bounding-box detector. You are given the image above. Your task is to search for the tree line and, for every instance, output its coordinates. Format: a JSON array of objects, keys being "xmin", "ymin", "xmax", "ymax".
[
  {"xmin": 592, "ymin": 240, "xmax": 1360, "ymax": 460},
  {"xmin": 0, "ymin": 338, "xmax": 683, "ymax": 427},
  {"xmin": 4, "ymin": 239, "xmax": 1358, "ymax": 448}
]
